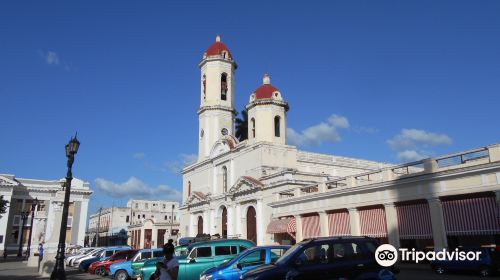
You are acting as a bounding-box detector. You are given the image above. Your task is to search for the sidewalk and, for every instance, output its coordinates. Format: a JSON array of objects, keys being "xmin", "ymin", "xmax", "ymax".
[{"xmin": 0, "ymin": 257, "xmax": 101, "ymax": 280}]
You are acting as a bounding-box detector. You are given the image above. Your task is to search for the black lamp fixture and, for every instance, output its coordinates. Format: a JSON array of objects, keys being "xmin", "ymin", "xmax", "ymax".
[{"xmin": 50, "ymin": 134, "xmax": 80, "ymax": 280}]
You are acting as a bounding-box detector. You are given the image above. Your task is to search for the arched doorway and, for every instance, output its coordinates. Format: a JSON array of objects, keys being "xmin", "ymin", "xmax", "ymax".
[
  {"xmin": 247, "ymin": 206, "xmax": 257, "ymax": 243},
  {"xmin": 221, "ymin": 207, "xmax": 228, "ymax": 237},
  {"xmin": 197, "ymin": 216, "xmax": 203, "ymax": 235}
]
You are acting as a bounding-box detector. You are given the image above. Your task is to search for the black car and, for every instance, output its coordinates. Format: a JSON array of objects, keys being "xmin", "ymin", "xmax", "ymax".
[
  {"xmin": 431, "ymin": 246, "xmax": 500, "ymax": 277},
  {"xmin": 241, "ymin": 236, "xmax": 396, "ymax": 280}
]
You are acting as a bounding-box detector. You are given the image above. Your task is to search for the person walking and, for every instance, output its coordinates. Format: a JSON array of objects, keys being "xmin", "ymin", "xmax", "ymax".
[{"xmin": 37, "ymin": 243, "xmax": 44, "ymax": 269}]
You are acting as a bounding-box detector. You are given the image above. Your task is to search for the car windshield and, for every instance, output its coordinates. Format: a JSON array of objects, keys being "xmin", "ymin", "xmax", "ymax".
[
  {"xmin": 109, "ymin": 251, "xmax": 128, "ymax": 261},
  {"xmin": 275, "ymin": 243, "xmax": 305, "ymax": 266}
]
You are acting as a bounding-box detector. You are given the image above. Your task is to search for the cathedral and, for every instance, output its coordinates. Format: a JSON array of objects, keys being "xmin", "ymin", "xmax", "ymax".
[{"xmin": 179, "ymin": 36, "xmax": 500, "ymax": 249}]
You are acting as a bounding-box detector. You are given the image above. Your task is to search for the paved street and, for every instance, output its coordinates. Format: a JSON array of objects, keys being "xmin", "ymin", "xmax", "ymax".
[{"xmin": 0, "ymin": 258, "xmax": 490, "ymax": 280}]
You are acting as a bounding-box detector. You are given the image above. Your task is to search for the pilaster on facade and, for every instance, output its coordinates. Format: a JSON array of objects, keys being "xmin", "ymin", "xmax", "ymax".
[
  {"xmin": 383, "ymin": 203, "xmax": 400, "ymax": 248},
  {"xmin": 318, "ymin": 211, "xmax": 329, "ymax": 237},
  {"xmin": 426, "ymin": 197, "xmax": 448, "ymax": 250},
  {"xmin": 348, "ymin": 208, "xmax": 361, "ymax": 236},
  {"xmin": 294, "ymin": 215, "xmax": 303, "ymax": 242}
]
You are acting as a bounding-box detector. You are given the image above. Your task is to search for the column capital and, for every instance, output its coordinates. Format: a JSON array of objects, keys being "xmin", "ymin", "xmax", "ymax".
[
  {"xmin": 383, "ymin": 202, "xmax": 396, "ymax": 208},
  {"xmin": 426, "ymin": 197, "xmax": 442, "ymax": 204},
  {"xmin": 347, "ymin": 207, "xmax": 358, "ymax": 212},
  {"xmin": 317, "ymin": 210, "xmax": 327, "ymax": 215}
]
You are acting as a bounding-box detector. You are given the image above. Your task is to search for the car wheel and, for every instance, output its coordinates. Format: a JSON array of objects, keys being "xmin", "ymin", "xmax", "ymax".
[
  {"xmin": 479, "ymin": 266, "xmax": 491, "ymax": 277},
  {"xmin": 434, "ymin": 266, "xmax": 445, "ymax": 275},
  {"xmin": 96, "ymin": 266, "xmax": 106, "ymax": 276},
  {"xmin": 115, "ymin": 270, "xmax": 129, "ymax": 280}
]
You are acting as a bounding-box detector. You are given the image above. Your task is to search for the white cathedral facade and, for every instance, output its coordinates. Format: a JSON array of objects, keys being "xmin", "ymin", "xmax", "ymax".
[
  {"xmin": 179, "ymin": 36, "xmax": 391, "ymax": 245},
  {"xmin": 180, "ymin": 36, "xmax": 500, "ymax": 249}
]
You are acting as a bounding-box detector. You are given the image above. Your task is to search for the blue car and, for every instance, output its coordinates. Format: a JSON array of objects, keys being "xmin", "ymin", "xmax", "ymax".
[
  {"xmin": 200, "ymin": 246, "xmax": 290, "ymax": 280},
  {"xmin": 78, "ymin": 246, "xmax": 131, "ymax": 271},
  {"xmin": 431, "ymin": 247, "xmax": 500, "ymax": 277},
  {"xmin": 109, "ymin": 248, "xmax": 163, "ymax": 280}
]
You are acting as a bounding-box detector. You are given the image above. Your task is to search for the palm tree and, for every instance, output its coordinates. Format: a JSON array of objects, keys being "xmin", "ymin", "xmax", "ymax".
[{"xmin": 235, "ymin": 109, "xmax": 248, "ymax": 141}]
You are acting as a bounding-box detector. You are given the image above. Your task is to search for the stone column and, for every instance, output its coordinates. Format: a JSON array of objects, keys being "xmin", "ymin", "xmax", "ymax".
[
  {"xmin": 427, "ymin": 198, "xmax": 448, "ymax": 250},
  {"xmin": 256, "ymin": 200, "xmax": 264, "ymax": 245},
  {"xmin": 294, "ymin": 215, "xmax": 303, "ymax": 242},
  {"xmin": 203, "ymin": 211, "xmax": 210, "ymax": 235},
  {"xmin": 384, "ymin": 203, "xmax": 400, "ymax": 248},
  {"xmin": 227, "ymin": 205, "xmax": 234, "ymax": 237},
  {"xmin": 348, "ymin": 208, "xmax": 361, "ymax": 236},
  {"xmin": 235, "ymin": 205, "xmax": 242, "ymax": 237},
  {"xmin": 39, "ymin": 197, "xmax": 64, "ymax": 277},
  {"xmin": 318, "ymin": 211, "xmax": 329, "ymax": 237}
]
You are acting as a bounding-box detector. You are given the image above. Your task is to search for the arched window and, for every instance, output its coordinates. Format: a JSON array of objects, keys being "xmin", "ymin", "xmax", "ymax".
[
  {"xmin": 222, "ymin": 166, "xmax": 228, "ymax": 193},
  {"xmin": 274, "ymin": 116, "xmax": 281, "ymax": 137},
  {"xmin": 202, "ymin": 75, "xmax": 206, "ymax": 100},
  {"xmin": 221, "ymin": 73, "xmax": 228, "ymax": 100},
  {"xmin": 251, "ymin": 118, "xmax": 256, "ymax": 138},
  {"xmin": 188, "ymin": 181, "xmax": 191, "ymax": 198}
]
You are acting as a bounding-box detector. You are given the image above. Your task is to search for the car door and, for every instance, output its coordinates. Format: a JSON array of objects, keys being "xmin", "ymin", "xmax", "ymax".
[
  {"xmin": 237, "ymin": 249, "xmax": 267, "ymax": 278},
  {"xmin": 289, "ymin": 242, "xmax": 331, "ymax": 280},
  {"xmin": 186, "ymin": 246, "xmax": 214, "ymax": 280}
]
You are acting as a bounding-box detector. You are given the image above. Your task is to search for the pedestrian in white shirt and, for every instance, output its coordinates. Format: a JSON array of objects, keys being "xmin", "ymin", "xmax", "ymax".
[{"xmin": 155, "ymin": 243, "xmax": 179, "ymax": 280}]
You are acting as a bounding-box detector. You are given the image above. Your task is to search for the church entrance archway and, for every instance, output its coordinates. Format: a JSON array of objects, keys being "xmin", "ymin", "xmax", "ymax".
[
  {"xmin": 197, "ymin": 216, "xmax": 203, "ymax": 235},
  {"xmin": 221, "ymin": 206, "xmax": 228, "ymax": 237},
  {"xmin": 246, "ymin": 206, "xmax": 257, "ymax": 243}
]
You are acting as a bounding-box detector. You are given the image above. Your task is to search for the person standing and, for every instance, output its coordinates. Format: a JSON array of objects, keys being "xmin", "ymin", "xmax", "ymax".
[
  {"xmin": 156, "ymin": 243, "xmax": 178, "ymax": 280},
  {"xmin": 38, "ymin": 243, "xmax": 44, "ymax": 269}
]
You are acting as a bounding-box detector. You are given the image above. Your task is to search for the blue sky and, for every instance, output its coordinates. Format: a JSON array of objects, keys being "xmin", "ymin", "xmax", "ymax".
[{"xmin": 1, "ymin": 1, "xmax": 499, "ymax": 215}]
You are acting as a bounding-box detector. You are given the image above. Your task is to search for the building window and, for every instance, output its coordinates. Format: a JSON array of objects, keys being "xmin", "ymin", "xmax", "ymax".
[
  {"xmin": 126, "ymin": 216, "xmax": 129, "ymax": 223},
  {"xmin": 274, "ymin": 116, "xmax": 281, "ymax": 137},
  {"xmin": 251, "ymin": 118, "xmax": 256, "ymax": 138},
  {"xmin": 137, "ymin": 215, "xmax": 140, "ymax": 219},
  {"xmin": 221, "ymin": 73, "xmax": 228, "ymax": 100},
  {"xmin": 145, "ymin": 203, "xmax": 149, "ymax": 209},
  {"xmin": 142, "ymin": 214, "xmax": 145, "ymax": 218},
  {"xmin": 222, "ymin": 166, "xmax": 228, "ymax": 193},
  {"xmin": 174, "ymin": 216, "xmax": 176, "ymax": 221},
  {"xmin": 188, "ymin": 181, "xmax": 191, "ymax": 198},
  {"xmin": 202, "ymin": 74, "xmax": 206, "ymax": 100},
  {"xmin": 135, "ymin": 203, "xmax": 138, "ymax": 209},
  {"xmin": 165, "ymin": 215, "xmax": 168, "ymax": 220}
]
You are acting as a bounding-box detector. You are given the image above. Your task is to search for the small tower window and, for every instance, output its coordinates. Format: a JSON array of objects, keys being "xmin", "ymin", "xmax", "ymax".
[
  {"xmin": 202, "ymin": 75, "xmax": 206, "ymax": 100},
  {"xmin": 274, "ymin": 116, "xmax": 281, "ymax": 137},
  {"xmin": 188, "ymin": 181, "xmax": 191, "ymax": 198},
  {"xmin": 221, "ymin": 73, "xmax": 228, "ymax": 101},
  {"xmin": 251, "ymin": 118, "xmax": 256, "ymax": 138},
  {"xmin": 222, "ymin": 166, "xmax": 228, "ymax": 193}
]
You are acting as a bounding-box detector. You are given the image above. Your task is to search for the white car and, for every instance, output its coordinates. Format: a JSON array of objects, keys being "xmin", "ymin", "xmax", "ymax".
[
  {"xmin": 67, "ymin": 248, "xmax": 101, "ymax": 266},
  {"xmin": 65, "ymin": 247, "xmax": 95, "ymax": 265},
  {"xmin": 72, "ymin": 248, "xmax": 104, "ymax": 267}
]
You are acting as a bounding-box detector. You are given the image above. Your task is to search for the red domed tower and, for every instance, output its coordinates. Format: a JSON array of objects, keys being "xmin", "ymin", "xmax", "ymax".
[{"xmin": 198, "ymin": 35, "xmax": 238, "ymax": 160}]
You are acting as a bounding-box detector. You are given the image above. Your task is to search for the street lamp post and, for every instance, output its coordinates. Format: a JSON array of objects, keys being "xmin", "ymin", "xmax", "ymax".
[
  {"xmin": 50, "ymin": 135, "xmax": 80, "ymax": 280},
  {"xmin": 17, "ymin": 211, "xmax": 30, "ymax": 257},
  {"xmin": 26, "ymin": 198, "xmax": 39, "ymax": 259}
]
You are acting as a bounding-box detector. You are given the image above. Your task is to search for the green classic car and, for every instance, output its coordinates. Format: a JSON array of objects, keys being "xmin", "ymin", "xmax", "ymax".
[
  {"xmin": 138, "ymin": 239, "xmax": 255, "ymax": 280},
  {"xmin": 132, "ymin": 245, "xmax": 190, "ymax": 278}
]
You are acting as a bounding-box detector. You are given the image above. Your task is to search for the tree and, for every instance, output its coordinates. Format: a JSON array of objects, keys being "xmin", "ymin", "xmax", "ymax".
[
  {"xmin": 235, "ymin": 109, "xmax": 248, "ymax": 141},
  {"xmin": 0, "ymin": 195, "xmax": 8, "ymax": 219}
]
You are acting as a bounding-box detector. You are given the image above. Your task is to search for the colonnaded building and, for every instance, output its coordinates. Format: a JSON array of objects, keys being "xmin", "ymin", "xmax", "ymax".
[{"xmin": 180, "ymin": 36, "xmax": 500, "ymax": 250}]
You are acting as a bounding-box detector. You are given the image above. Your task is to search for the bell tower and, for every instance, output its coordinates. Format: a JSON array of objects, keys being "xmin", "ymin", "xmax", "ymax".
[{"xmin": 198, "ymin": 35, "xmax": 237, "ymax": 160}]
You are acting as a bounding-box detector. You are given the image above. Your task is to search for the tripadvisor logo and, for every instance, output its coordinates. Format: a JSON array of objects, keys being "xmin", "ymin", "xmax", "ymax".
[{"xmin": 375, "ymin": 244, "xmax": 483, "ymax": 267}]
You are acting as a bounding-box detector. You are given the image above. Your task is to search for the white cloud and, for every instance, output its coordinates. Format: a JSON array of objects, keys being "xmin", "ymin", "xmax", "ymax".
[
  {"xmin": 95, "ymin": 177, "xmax": 181, "ymax": 201},
  {"xmin": 288, "ymin": 114, "xmax": 349, "ymax": 147},
  {"xmin": 165, "ymin": 153, "xmax": 198, "ymax": 174},
  {"xmin": 133, "ymin": 152, "xmax": 146, "ymax": 160},
  {"xmin": 45, "ymin": 51, "xmax": 60, "ymax": 65},
  {"xmin": 388, "ymin": 129, "xmax": 452, "ymax": 162}
]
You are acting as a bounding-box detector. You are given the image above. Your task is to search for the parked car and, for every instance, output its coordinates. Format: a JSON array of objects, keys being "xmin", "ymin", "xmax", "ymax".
[
  {"xmin": 88, "ymin": 249, "xmax": 137, "ymax": 276},
  {"xmin": 431, "ymin": 246, "xmax": 500, "ymax": 277},
  {"xmin": 175, "ymin": 245, "xmax": 189, "ymax": 258},
  {"xmin": 200, "ymin": 245, "xmax": 290, "ymax": 280},
  {"xmin": 78, "ymin": 246, "xmax": 132, "ymax": 272},
  {"xmin": 137, "ymin": 239, "xmax": 255, "ymax": 280},
  {"xmin": 178, "ymin": 237, "xmax": 196, "ymax": 246},
  {"xmin": 72, "ymin": 248, "xmax": 105, "ymax": 267},
  {"xmin": 65, "ymin": 247, "xmax": 97, "ymax": 266},
  {"xmin": 241, "ymin": 236, "xmax": 396, "ymax": 280},
  {"xmin": 109, "ymin": 248, "xmax": 163, "ymax": 280}
]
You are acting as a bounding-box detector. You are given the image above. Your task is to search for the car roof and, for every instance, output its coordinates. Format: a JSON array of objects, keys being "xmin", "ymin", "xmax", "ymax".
[
  {"xmin": 139, "ymin": 248, "xmax": 163, "ymax": 252},
  {"xmin": 301, "ymin": 236, "xmax": 377, "ymax": 243},
  {"xmin": 188, "ymin": 239, "xmax": 255, "ymax": 248}
]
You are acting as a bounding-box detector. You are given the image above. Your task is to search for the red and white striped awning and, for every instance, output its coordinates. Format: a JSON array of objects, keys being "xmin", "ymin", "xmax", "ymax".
[
  {"xmin": 328, "ymin": 210, "xmax": 351, "ymax": 236},
  {"xmin": 396, "ymin": 203, "xmax": 433, "ymax": 239},
  {"xmin": 359, "ymin": 207, "xmax": 388, "ymax": 238},
  {"xmin": 267, "ymin": 218, "xmax": 293, "ymax": 234},
  {"xmin": 442, "ymin": 196, "xmax": 500, "ymax": 236},
  {"xmin": 267, "ymin": 217, "xmax": 296, "ymax": 239},
  {"xmin": 302, "ymin": 214, "xmax": 321, "ymax": 239}
]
